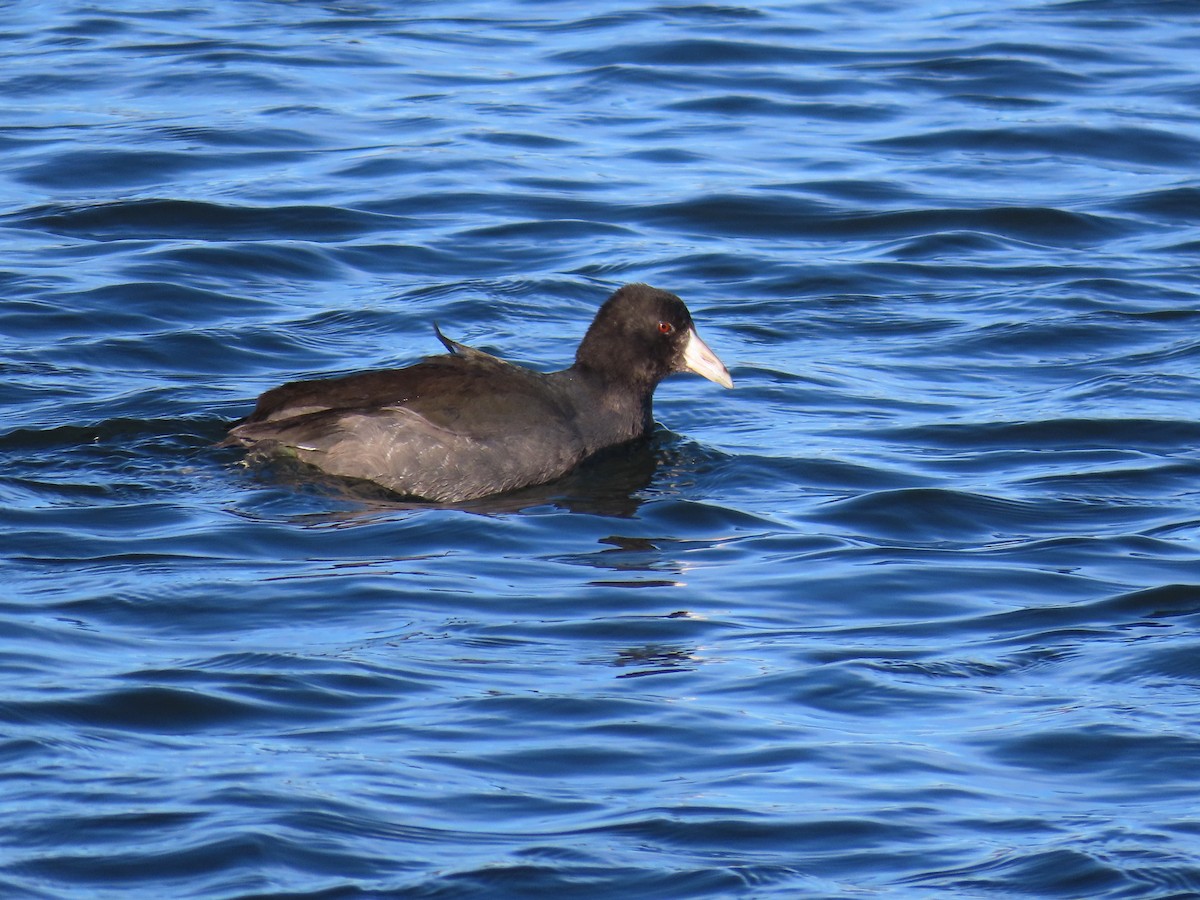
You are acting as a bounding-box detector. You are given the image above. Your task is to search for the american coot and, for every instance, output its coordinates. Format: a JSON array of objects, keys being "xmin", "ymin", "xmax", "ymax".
[{"xmin": 224, "ymin": 283, "xmax": 732, "ymax": 502}]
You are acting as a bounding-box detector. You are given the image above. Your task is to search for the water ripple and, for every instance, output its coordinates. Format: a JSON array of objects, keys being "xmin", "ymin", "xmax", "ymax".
[{"xmin": 3, "ymin": 1, "xmax": 1200, "ymax": 897}]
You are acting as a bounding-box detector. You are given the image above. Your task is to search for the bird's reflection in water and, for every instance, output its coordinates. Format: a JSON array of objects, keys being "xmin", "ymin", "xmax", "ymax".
[
  {"xmin": 232, "ymin": 431, "xmax": 711, "ymax": 682},
  {"xmin": 613, "ymin": 642, "xmax": 700, "ymax": 678}
]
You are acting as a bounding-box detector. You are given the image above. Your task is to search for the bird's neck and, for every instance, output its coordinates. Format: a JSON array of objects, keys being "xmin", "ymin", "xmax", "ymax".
[{"xmin": 563, "ymin": 364, "xmax": 655, "ymax": 446}]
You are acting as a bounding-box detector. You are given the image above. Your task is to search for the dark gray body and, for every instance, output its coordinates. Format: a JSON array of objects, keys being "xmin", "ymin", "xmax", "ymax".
[
  {"xmin": 223, "ymin": 284, "xmax": 732, "ymax": 503},
  {"xmin": 225, "ymin": 345, "xmax": 649, "ymax": 502}
]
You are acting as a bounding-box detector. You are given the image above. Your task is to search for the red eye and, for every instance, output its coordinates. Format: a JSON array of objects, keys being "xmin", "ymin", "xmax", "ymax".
[{"xmin": 657, "ymin": 321, "xmax": 675, "ymax": 335}]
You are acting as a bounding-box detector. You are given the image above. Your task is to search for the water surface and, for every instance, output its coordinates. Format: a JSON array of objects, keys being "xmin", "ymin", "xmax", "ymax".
[{"xmin": 3, "ymin": 1, "xmax": 1200, "ymax": 897}]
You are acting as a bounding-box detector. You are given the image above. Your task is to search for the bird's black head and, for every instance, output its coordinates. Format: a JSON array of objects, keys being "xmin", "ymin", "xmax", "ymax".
[{"xmin": 574, "ymin": 284, "xmax": 732, "ymax": 392}]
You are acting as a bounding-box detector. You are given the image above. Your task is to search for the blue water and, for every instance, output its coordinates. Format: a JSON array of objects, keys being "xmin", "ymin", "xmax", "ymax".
[{"xmin": 3, "ymin": 1, "xmax": 1200, "ymax": 897}]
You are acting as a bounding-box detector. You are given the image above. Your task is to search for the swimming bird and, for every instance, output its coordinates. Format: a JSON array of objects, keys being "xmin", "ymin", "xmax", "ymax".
[{"xmin": 223, "ymin": 283, "xmax": 732, "ymax": 502}]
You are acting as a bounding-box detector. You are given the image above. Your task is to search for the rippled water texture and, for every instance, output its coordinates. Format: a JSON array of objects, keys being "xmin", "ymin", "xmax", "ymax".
[{"xmin": 3, "ymin": 2, "xmax": 1200, "ymax": 897}]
